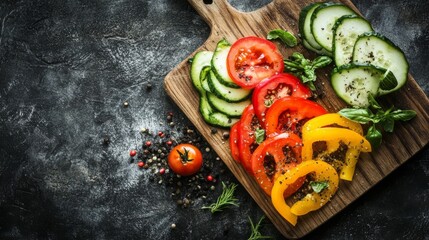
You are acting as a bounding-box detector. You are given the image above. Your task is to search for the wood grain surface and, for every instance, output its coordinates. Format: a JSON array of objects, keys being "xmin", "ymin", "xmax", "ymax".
[{"xmin": 164, "ymin": 0, "xmax": 429, "ymax": 238}]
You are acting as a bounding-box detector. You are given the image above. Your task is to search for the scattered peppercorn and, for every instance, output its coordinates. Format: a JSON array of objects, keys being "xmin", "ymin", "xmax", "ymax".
[
  {"xmin": 130, "ymin": 149, "xmax": 137, "ymax": 157},
  {"xmin": 206, "ymin": 175, "xmax": 214, "ymax": 182},
  {"xmin": 102, "ymin": 136, "xmax": 110, "ymax": 146},
  {"xmin": 123, "ymin": 101, "xmax": 129, "ymax": 108},
  {"xmin": 138, "ymin": 161, "xmax": 145, "ymax": 168},
  {"xmin": 146, "ymin": 83, "xmax": 153, "ymax": 91}
]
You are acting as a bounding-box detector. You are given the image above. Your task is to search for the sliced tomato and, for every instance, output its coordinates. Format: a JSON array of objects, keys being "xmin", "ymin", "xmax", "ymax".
[
  {"xmin": 238, "ymin": 104, "xmax": 262, "ymax": 172},
  {"xmin": 252, "ymin": 73, "xmax": 312, "ymax": 123},
  {"xmin": 264, "ymin": 96, "xmax": 327, "ymax": 137},
  {"xmin": 227, "ymin": 36, "xmax": 284, "ymax": 89},
  {"xmin": 251, "ymin": 132, "xmax": 305, "ymax": 197},
  {"xmin": 229, "ymin": 120, "xmax": 241, "ymax": 163}
]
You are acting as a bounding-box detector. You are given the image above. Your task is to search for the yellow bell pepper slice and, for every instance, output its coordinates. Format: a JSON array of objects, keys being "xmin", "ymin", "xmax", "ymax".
[
  {"xmin": 302, "ymin": 113, "xmax": 363, "ymax": 139},
  {"xmin": 302, "ymin": 127, "xmax": 371, "ymax": 181},
  {"xmin": 271, "ymin": 160, "xmax": 339, "ymax": 226}
]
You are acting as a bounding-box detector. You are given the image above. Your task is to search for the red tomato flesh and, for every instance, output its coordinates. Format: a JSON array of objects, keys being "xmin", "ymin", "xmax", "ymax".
[
  {"xmin": 251, "ymin": 132, "xmax": 305, "ymax": 197},
  {"xmin": 264, "ymin": 96, "xmax": 327, "ymax": 137},
  {"xmin": 252, "ymin": 73, "xmax": 312, "ymax": 123},
  {"xmin": 227, "ymin": 36, "xmax": 284, "ymax": 89},
  {"xmin": 237, "ymin": 104, "xmax": 262, "ymax": 172}
]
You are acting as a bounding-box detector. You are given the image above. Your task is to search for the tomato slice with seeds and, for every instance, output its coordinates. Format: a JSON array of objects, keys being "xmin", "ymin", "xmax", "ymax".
[
  {"xmin": 227, "ymin": 36, "xmax": 284, "ymax": 89},
  {"xmin": 237, "ymin": 104, "xmax": 262, "ymax": 172},
  {"xmin": 229, "ymin": 120, "xmax": 241, "ymax": 163},
  {"xmin": 252, "ymin": 73, "xmax": 312, "ymax": 123},
  {"xmin": 251, "ymin": 132, "xmax": 305, "ymax": 197},
  {"xmin": 264, "ymin": 97, "xmax": 328, "ymax": 137}
]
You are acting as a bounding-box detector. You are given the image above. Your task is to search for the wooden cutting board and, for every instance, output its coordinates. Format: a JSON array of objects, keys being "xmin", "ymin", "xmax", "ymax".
[{"xmin": 164, "ymin": 0, "xmax": 429, "ymax": 238}]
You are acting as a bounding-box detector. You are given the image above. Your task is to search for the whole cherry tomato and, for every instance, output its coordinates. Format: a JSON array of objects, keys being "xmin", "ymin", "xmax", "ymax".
[{"xmin": 168, "ymin": 143, "xmax": 203, "ymax": 176}]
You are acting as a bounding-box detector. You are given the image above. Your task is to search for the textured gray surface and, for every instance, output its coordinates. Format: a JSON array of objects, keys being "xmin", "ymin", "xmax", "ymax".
[{"xmin": 0, "ymin": 0, "xmax": 428, "ymax": 239}]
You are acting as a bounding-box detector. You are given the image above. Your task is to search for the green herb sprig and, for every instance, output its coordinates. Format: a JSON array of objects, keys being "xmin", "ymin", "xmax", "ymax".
[
  {"xmin": 255, "ymin": 128, "xmax": 266, "ymax": 144},
  {"xmin": 202, "ymin": 182, "xmax": 239, "ymax": 213},
  {"xmin": 339, "ymin": 95, "xmax": 417, "ymax": 148},
  {"xmin": 309, "ymin": 180, "xmax": 329, "ymax": 193},
  {"xmin": 283, "ymin": 52, "xmax": 332, "ymax": 91},
  {"xmin": 248, "ymin": 216, "xmax": 272, "ymax": 240},
  {"xmin": 267, "ymin": 29, "xmax": 297, "ymax": 47}
]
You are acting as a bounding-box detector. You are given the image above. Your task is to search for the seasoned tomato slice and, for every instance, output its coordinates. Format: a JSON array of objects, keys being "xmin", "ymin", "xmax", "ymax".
[
  {"xmin": 252, "ymin": 73, "xmax": 312, "ymax": 123},
  {"xmin": 264, "ymin": 97, "xmax": 327, "ymax": 137},
  {"xmin": 229, "ymin": 120, "xmax": 241, "ymax": 163},
  {"xmin": 237, "ymin": 104, "xmax": 262, "ymax": 172},
  {"xmin": 227, "ymin": 36, "xmax": 284, "ymax": 89},
  {"xmin": 251, "ymin": 132, "xmax": 305, "ymax": 197}
]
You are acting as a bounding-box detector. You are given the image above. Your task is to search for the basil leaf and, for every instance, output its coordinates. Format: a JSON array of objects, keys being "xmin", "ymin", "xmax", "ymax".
[
  {"xmin": 312, "ymin": 56, "xmax": 332, "ymax": 68},
  {"xmin": 389, "ymin": 109, "xmax": 417, "ymax": 121},
  {"xmin": 255, "ymin": 129, "xmax": 265, "ymax": 144},
  {"xmin": 366, "ymin": 124, "xmax": 382, "ymax": 149},
  {"xmin": 310, "ymin": 181, "xmax": 329, "ymax": 193},
  {"xmin": 368, "ymin": 94, "xmax": 382, "ymax": 110},
  {"xmin": 264, "ymin": 99, "xmax": 274, "ymax": 107},
  {"xmin": 380, "ymin": 117, "xmax": 395, "ymax": 132},
  {"xmin": 267, "ymin": 29, "xmax": 297, "ymax": 47},
  {"xmin": 338, "ymin": 108, "xmax": 374, "ymax": 124}
]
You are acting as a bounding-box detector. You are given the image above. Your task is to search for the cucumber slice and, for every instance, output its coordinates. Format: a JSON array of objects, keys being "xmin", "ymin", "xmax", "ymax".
[
  {"xmin": 352, "ymin": 32, "xmax": 409, "ymax": 95},
  {"xmin": 207, "ymin": 92, "xmax": 250, "ymax": 117},
  {"xmin": 331, "ymin": 64, "xmax": 390, "ymax": 107},
  {"xmin": 211, "ymin": 39, "xmax": 240, "ymax": 88},
  {"xmin": 200, "ymin": 66, "xmax": 212, "ymax": 93},
  {"xmin": 199, "ymin": 91, "xmax": 239, "ymax": 128},
  {"xmin": 311, "ymin": 2, "xmax": 356, "ymax": 52},
  {"xmin": 333, "ymin": 15, "xmax": 373, "ymax": 66},
  {"xmin": 208, "ymin": 70, "xmax": 251, "ymax": 103},
  {"xmin": 302, "ymin": 39, "xmax": 332, "ymax": 57},
  {"xmin": 299, "ymin": 3, "xmax": 324, "ymax": 51},
  {"xmin": 190, "ymin": 51, "xmax": 213, "ymax": 94}
]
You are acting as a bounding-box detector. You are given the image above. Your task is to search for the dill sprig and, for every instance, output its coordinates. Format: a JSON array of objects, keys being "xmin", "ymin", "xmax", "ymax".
[
  {"xmin": 202, "ymin": 182, "xmax": 239, "ymax": 213},
  {"xmin": 248, "ymin": 216, "xmax": 272, "ymax": 240}
]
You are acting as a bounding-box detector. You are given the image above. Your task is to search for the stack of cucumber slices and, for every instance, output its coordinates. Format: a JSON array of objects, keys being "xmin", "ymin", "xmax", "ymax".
[
  {"xmin": 190, "ymin": 39, "xmax": 252, "ymax": 128},
  {"xmin": 299, "ymin": 2, "xmax": 409, "ymax": 107}
]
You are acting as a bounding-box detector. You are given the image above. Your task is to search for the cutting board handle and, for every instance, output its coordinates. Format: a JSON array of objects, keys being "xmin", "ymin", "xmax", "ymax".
[
  {"xmin": 187, "ymin": 0, "xmax": 289, "ymax": 30},
  {"xmin": 187, "ymin": 0, "xmax": 237, "ymax": 28}
]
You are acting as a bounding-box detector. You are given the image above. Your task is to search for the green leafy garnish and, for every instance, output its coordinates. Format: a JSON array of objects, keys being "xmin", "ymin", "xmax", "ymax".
[
  {"xmin": 248, "ymin": 216, "xmax": 272, "ymax": 240},
  {"xmin": 310, "ymin": 181, "xmax": 329, "ymax": 193},
  {"xmin": 283, "ymin": 52, "xmax": 332, "ymax": 91},
  {"xmin": 267, "ymin": 29, "xmax": 297, "ymax": 47},
  {"xmin": 202, "ymin": 182, "xmax": 239, "ymax": 213},
  {"xmin": 339, "ymin": 95, "xmax": 417, "ymax": 148},
  {"xmin": 255, "ymin": 128, "xmax": 265, "ymax": 144}
]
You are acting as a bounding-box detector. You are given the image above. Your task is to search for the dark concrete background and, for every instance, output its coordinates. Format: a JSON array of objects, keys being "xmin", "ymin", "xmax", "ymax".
[{"xmin": 0, "ymin": 0, "xmax": 427, "ymax": 239}]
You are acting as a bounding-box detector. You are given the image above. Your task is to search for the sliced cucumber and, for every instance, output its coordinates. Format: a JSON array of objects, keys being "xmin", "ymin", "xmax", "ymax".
[
  {"xmin": 200, "ymin": 66, "xmax": 212, "ymax": 93},
  {"xmin": 211, "ymin": 39, "xmax": 240, "ymax": 88},
  {"xmin": 331, "ymin": 64, "xmax": 391, "ymax": 107},
  {"xmin": 311, "ymin": 2, "xmax": 356, "ymax": 53},
  {"xmin": 352, "ymin": 32, "xmax": 409, "ymax": 95},
  {"xmin": 208, "ymin": 70, "xmax": 251, "ymax": 103},
  {"xmin": 199, "ymin": 91, "xmax": 239, "ymax": 128},
  {"xmin": 333, "ymin": 15, "xmax": 373, "ymax": 66},
  {"xmin": 190, "ymin": 51, "xmax": 214, "ymax": 94},
  {"xmin": 207, "ymin": 92, "xmax": 250, "ymax": 117},
  {"xmin": 299, "ymin": 3, "xmax": 324, "ymax": 51},
  {"xmin": 302, "ymin": 39, "xmax": 332, "ymax": 57}
]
